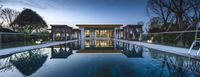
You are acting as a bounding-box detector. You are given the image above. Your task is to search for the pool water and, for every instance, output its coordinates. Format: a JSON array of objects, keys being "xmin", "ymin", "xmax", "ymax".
[{"xmin": 0, "ymin": 41, "xmax": 200, "ymax": 77}]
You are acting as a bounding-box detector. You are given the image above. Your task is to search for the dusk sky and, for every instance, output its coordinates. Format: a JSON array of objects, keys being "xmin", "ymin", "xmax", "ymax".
[{"xmin": 0, "ymin": 0, "xmax": 149, "ymax": 28}]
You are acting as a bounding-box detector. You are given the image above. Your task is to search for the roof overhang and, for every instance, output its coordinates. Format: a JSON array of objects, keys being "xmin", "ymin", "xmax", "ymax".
[
  {"xmin": 123, "ymin": 25, "xmax": 143, "ymax": 28},
  {"xmin": 50, "ymin": 24, "xmax": 72, "ymax": 29},
  {"xmin": 76, "ymin": 24, "xmax": 123, "ymax": 28}
]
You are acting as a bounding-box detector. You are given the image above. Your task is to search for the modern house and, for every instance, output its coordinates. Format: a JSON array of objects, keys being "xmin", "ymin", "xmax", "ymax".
[
  {"xmin": 76, "ymin": 24, "xmax": 122, "ymax": 49},
  {"xmin": 50, "ymin": 24, "xmax": 143, "ymax": 50}
]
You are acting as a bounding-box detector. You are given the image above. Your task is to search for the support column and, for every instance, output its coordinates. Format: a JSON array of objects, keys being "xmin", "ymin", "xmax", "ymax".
[
  {"xmin": 70, "ymin": 31, "xmax": 72, "ymax": 40},
  {"xmin": 118, "ymin": 30, "xmax": 120, "ymax": 39},
  {"xmin": 80, "ymin": 28, "xmax": 85, "ymax": 50},
  {"xmin": 139, "ymin": 28, "xmax": 143, "ymax": 41},
  {"xmin": 132, "ymin": 29, "xmax": 136, "ymax": 40},
  {"xmin": 52, "ymin": 29, "xmax": 54, "ymax": 41},
  {"xmin": 120, "ymin": 31, "xmax": 122, "ymax": 39},
  {"xmin": 114, "ymin": 28, "xmax": 117, "ymax": 49},
  {"xmin": 62, "ymin": 31, "xmax": 65, "ymax": 41},
  {"xmin": 66, "ymin": 32, "xmax": 69, "ymax": 40},
  {"xmin": 123, "ymin": 28, "xmax": 126, "ymax": 40},
  {"xmin": 65, "ymin": 30, "xmax": 67, "ymax": 41},
  {"xmin": 78, "ymin": 31, "xmax": 81, "ymax": 45},
  {"xmin": 114, "ymin": 28, "xmax": 117, "ymax": 39},
  {"xmin": 76, "ymin": 32, "xmax": 78, "ymax": 40},
  {"xmin": 126, "ymin": 28, "xmax": 128, "ymax": 40},
  {"xmin": 127, "ymin": 28, "xmax": 130, "ymax": 40},
  {"xmin": 0, "ymin": 33, "xmax": 1, "ymax": 49},
  {"xmin": 119, "ymin": 31, "xmax": 121, "ymax": 39},
  {"xmin": 90, "ymin": 29, "xmax": 95, "ymax": 47},
  {"xmin": 116, "ymin": 30, "xmax": 118, "ymax": 39}
]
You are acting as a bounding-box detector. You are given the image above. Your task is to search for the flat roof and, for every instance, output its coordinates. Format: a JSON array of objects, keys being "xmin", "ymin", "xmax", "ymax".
[
  {"xmin": 76, "ymin": 24, "xmax": 123, "ymax": 28},
  {"xmin": 123, "ymin": 25, "xmax": 143, "ymax": 28},
  {"xmin": 116, "ymin": 29, "xmax": 124, "ymax": 31},
  {"xmin": 50, "ymin": 24, "xmax": 72, "ymax": 29},
  {"xmin": 72, "ymin": 29, "xmax": 80, "ymax": 32}
]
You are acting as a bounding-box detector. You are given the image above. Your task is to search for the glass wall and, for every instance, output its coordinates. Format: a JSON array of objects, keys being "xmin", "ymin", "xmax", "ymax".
[
  {"xmin": 84, "ymin": 29, "xmax": 113, "ymax": 38},
  {"xmin": 84, "ymin": 30, "xmax": 90, "ymax": 38},
  {"xmin": 95, "ymin": 30, "xmax": 113, "ymax": 38}
]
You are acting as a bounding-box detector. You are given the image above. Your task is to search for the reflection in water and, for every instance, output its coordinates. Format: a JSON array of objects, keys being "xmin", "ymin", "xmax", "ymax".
[
  {"xmin": 146, "ymin": 49, "xmax": 200, "ymax": 77},
  {"xmin": 67, "ymin": 41, "xmax": 80, "ymax": 50},
  {"xmin": 10, "ymin": 49, "xmax": 48, "ymax": 76},
  {"xmin": 116, "ymin": 41, "xmax": 143, "ymax": 58},
  {"xmin": 85, "ymin": 40, "xmax": 113, "ymax": 48},
  {"xmin": 51, "ymin": 44, "xmax": 73, "ymax": 59},
  {"xmin": 0, "ymin": 49, "xmax": 48, "ymax": 76},
  {"xmin": 82, "ymin": 40, "xmax": 114, "ymax": 50},
  {"xmin": 1, "ymin": 41, "xmax": 200, "ymax": 77},
  {"xmin": 0, "ymin": 54, "xmax": 13, "ymax": 73},
  {"xmin": 116, "ymin": 40, "xmax": 200, "ymax": 76},
  {"xmin": 121, "ymin": 43, "xmax": 143, "ymax": 58}
]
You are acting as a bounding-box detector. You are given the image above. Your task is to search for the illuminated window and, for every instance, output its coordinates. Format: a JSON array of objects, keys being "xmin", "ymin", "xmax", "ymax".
[{"xmin": 85, "ymin": 30, "xmax": 90, "ymax": 37}]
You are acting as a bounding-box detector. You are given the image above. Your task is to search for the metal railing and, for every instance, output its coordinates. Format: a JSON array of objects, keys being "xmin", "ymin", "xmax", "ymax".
[
  {"xmin": 145, "ymin": 30, "xmax": 200, "ymax": 48},
  {"xmin": 188, "ymin": 40, "xmax": 200, "ymax": 55}
]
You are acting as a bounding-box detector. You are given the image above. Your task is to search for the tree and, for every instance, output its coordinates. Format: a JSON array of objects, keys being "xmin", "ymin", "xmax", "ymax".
[
  {"xmin": 137, "ymin": 21, "xmax": 144, "ymax": 25},
  {"xmin": 147, "ymin": 17, "xmax": 164, "ymax": 32},
  {"xmin": 11, "ymin": 8, "xmax": 48, "ymax": 33},
  {"xmin": 146, "ymin": 0, "xmax": 174, "ymax": 26},
  {"xmin": 1, "ymin": 8, "xmax": 20, "ymax": 31},
  {"xmin": 146, "ymin": 0, "xmax": 200, "ymax": 30}
]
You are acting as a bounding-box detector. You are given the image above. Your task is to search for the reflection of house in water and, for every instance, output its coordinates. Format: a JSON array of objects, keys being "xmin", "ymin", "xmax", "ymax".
[
  {"xmin": 84, "ymin": 40, "xmax": 114, "ymax": 50},
  {"xmin": 68, "ymin": 41, "xmax": 80, "ymax": 50},
  {"xmin": 51, "ymin": 45, "xmax": 73, "ymax": 59},
  {"xmin": 10, "ymin": 50, "xmax": 48, "ymax": 76},
  {"xmin": 77, "ymin": 40, "xmax": 121, "ymax": 53},
  {"xmin": 122, "ymin": 43, "xmax": 143, "ymax": 58},
  {"xmin": 115, "ymin": 41, "xmax": 124, "ymax": 50}
]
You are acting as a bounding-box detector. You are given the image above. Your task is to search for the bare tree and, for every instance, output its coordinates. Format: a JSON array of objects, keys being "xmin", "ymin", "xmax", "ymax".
[
  {"xmin": 1, "ymin": 8, "xmax": 20, "ymax": 31},
  {"xmin": 146, "ymin": 0, "xmax": 174, "ymax": 25},
  {"xmin": 161, "ymin": 0, "xmax": 200, "ymax": 29},
  {"xmin": 147, "ymin": 0, "xmax": 200, "ymax": 30},
  {"xmin": 147, "ymin": 17, "xmax": 164, "ymax": 32}
]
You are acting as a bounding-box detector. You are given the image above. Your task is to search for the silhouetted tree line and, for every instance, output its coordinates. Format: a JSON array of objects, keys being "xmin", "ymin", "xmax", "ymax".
[
  {"xmin": 0, "ymin": 6, "xmax": 50, "ymax": 43},
  {"xmin": 0, "ymin": 6, "xmax": 48, "ymax": 34}
]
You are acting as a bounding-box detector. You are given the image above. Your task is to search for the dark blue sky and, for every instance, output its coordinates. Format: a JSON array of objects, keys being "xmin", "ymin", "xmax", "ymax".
[{"xmin": 1, "ymin": 0, "xmax": 149, "ymax": 28}]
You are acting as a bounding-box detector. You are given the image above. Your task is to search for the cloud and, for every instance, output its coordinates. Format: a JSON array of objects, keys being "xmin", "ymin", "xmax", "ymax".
[{"xmin": 0, "ymin": 0, "xmax": 57, "ymax": 10}]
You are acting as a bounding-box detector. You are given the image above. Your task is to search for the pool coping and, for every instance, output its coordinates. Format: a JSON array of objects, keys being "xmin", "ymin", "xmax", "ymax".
[
  {"xmin": 0, "ymin": 40, "xmax": 78, "ymax": 56},
  {"xmin": 114, "ymin": 39, "xmax": 200, "ymax": 60}
]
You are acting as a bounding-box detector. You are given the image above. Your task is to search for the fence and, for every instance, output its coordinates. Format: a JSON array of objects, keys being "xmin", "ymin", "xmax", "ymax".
[
  {"xmin": 0, "ymin": 32, "xmax": 50, "ymax": 49},
  {"xmin": 144, "ymin": 30, "xmax": 200, "ymax": 48}
]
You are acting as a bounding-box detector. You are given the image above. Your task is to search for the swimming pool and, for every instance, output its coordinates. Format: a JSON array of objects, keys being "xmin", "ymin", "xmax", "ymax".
[{"xmin": 0, "ymin": 40, "xmax": 199, "ymax": 77}]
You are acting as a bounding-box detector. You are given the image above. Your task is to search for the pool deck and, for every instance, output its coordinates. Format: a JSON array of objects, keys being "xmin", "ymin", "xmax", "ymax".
[
  {"xmin": 114, "ymin": 39, "xmax": 200, "ymax": 59},
  {"xmin": 0, "ymin": 40, "xmax": 78, "ymax": 56}
]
